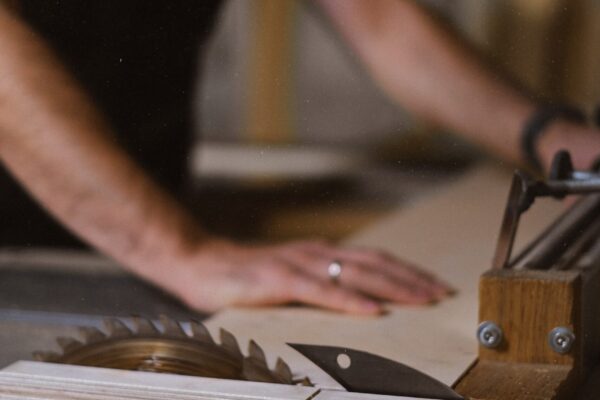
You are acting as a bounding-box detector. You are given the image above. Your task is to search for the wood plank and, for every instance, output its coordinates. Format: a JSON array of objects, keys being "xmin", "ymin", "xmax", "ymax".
[
  {"xmin": 205, "ymin": 164, "xmax": 565, "ymax": 387},
  {"xmin": 1, "ymin": 361, "xmax": 319, "ymax": 400},
  {"xmin": 0, "ymin": 361, "xmax": 437, "ymax": 400}
]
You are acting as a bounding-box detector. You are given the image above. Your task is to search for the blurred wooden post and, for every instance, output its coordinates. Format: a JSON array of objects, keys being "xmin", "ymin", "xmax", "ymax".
[
  {"xmin": 246, "ymin": 0, "xmax": 296, "ymax": 144},
  {"xmin": 485, "ymin": 0, "xmax": 600, "ymax": 108},
  {"xmin": 488, "ymin": 0, "xmax": 567, "ymax": 99},
  {"xmin": 562, "ymin": 0, "xmax": 600, "ymax": 110}
]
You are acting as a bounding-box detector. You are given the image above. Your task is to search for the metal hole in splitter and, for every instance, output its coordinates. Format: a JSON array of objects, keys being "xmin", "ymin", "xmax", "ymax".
[{"xmin": 337, "ymin": 353, "xmax": 351, "ymax": 369}]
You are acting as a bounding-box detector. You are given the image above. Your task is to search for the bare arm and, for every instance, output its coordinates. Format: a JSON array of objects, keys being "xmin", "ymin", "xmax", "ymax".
[
  {"xmin": 318, "ymin": 0, "xmax": 600, "ymax": 171},
  {"xmin": 0, "ymin": 5, "xmax": 448, "ymax": 314},
  {"xmin": 0, "ymin": 7, "xmax": 203, "ymax": 278}
]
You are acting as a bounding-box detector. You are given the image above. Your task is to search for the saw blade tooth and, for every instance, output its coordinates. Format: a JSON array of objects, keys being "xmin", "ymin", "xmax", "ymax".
[
  {"xmin": 274, "ymin": 357, "xmax": 293, "ymax": 383},
  {"xmin": 132, "ymin": 316, "xmax": 159, "ymax": 335},
  {"xmin": 56, "ymin": 337, "xmax": 84, "ymax": 353},
  {"xmin": 248, "ymin": 340, "xmax": 268, "ymax": 367},
  {"xmin": 78, "ymin": 327, "xmax": 106, "ymax": 344},
  {"xmin": 32, "ymin": 351, "xmax": 61, "ymax": 362},
  {"xmin": 159, "ymin": 315, "xmax": 186, "ymax": 337},
  {"xmin": 190, "ymin": 320, "xmax": 215, "ymax": 344},
  {"xmin": 104, "ymin": 318, "xmax": 132, "ymax": 338},
  {"xmin": 295, "ymin": 377, "xmax": 313, "ymax": 386},
  {"xmin": 241, "ymin": 357, "xmax": 275, "ymax": 383},
  {"xmin": 219, "ymin": 328, "xmax": 243, "ymax": 359}
]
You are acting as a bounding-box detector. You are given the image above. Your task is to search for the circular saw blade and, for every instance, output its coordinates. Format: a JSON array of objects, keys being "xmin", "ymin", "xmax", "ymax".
[{"xmin": 33, "ymin": 315, "xmax": 303, "ymax": 385}]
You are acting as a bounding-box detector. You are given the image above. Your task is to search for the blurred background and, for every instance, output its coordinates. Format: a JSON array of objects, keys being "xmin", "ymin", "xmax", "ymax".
[{"xmin": 190, "ymin": 0, "xmax": 600, "ymax": 242}]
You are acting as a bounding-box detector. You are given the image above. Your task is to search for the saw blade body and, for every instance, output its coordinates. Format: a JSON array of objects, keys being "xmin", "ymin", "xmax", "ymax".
[{"xmin": 34, "ymin": 316, "xmax": 302, "ymax": 385}]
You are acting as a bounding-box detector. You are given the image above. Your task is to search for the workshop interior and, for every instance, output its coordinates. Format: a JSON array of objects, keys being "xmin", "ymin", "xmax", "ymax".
[{"xmin": 3, "ymin": 1, "xmax": 600, "ymax": 399}]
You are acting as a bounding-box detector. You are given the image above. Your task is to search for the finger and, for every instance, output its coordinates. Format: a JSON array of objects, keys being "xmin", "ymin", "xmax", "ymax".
[
  {"xmin": 299, "ymin": 243, "xmax": 451, "ymax": 298},
  {"xmin": 278, "ymin": 248, "xmax": 435, "ymax": 304},
  {"xmin": 215, "ymin": 262, "xmax": 379, "ymax": 315},
  {"xmin": 336, "ymin": 262, "xmax": 435, "ymax": 304},
  {"xmin": 286, "ymin": 272, "xmax": 383, "ymax": 315},
  {"xmin": 323, "ymin": 247, "xmax": 445, "ymax": 298},
  {"xmin": 327, "ymin": 246, "xmax": 438, "ymax": 281},
  {"xmin": 366, "ymin": 256, "xmax": 452, "ymax": 298}
]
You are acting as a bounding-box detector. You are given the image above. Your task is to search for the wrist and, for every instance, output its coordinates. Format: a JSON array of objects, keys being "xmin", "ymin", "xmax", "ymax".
[
  {"xmin": 127, "ymin": 232, "xmax": 234, "ymax": 294},
  {"xmin": 121, "ymin": 212, "xmax": 218, "ymax": 279},
  {"xmin": 536, "ymin": 120, "xmax": 571, "ymax": 168},
  {"xmin": 147, "ymin": 236, "xmax": 242, "ymax": 310},
  {"xmin": 537, "ymin": 120, "xmax": 600, "ymax": 172},
  {"xmin": 521, "ymin": 105, "xmax": 587, "ymax": 173}
]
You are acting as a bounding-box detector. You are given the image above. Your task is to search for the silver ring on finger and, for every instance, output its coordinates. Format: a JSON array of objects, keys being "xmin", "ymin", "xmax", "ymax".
[{"xmin": 327, "ymin": 260, "xmax": 343, "ymax": 284}]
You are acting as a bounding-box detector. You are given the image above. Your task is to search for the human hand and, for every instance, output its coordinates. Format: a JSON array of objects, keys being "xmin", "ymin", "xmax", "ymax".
[
  {"xmin": 538, "ymin": 120, "xmax": 600, "ymax": 173},
  {"xmin": 157, "ymin": 239, "xmax": 452, "ymax": 315}
]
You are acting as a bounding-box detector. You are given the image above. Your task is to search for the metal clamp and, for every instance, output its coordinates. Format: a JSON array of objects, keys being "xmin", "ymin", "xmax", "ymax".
[{"xmin": 493, "ymin": 151, "xmax": 600, "ymax": 270}]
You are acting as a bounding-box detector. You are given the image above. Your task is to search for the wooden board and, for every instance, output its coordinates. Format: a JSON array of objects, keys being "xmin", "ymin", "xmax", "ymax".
[
  {"xmin": 0, "ymin": 361, "xmax": 436, "ymax": 400},
  {"xmin": 205, "ymin": 164, "xmax": 565, "ymax": 388},
  {"xmin": 1, "ymin": 361, "xmax": 319, "ymax": 400}
]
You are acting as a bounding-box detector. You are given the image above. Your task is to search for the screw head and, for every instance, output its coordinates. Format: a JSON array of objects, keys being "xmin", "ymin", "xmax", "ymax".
[
  {"xmin": 548, "ymin": 327, "xmax": 575, "ymax": 354},
  {"xmin": 477, "ymin": 321, "xmax": 503, "ymax": 348}
]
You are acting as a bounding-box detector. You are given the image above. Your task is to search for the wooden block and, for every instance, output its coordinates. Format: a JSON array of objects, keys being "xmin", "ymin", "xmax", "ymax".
[
  {"xmin": 478, "ymin": 269, "xmax": 580, "ymax": 366},
  {"xmin": 456, "ymin": 242, "xmax": 600, "ymax": 399},
  {"xmin": 455, "ymin": 270, "xmax": 583, "ymax": 399},
  {"xmin": 579, "ymin": 265, "xmax": 600, "ymax": 374}
]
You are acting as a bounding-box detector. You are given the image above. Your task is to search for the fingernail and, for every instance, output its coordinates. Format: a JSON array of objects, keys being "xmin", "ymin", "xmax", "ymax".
[
  {"xmin": 433, "ymin": 290, "xmax": 455, "ymax": 302},
  {"xmin": 437, "ymin": 283, "xmax": 457, "ymax": 296},
  {"xmin": 416, "ymin": 297, "xmax": 436, "ymax": 305},
  {"xmin": 433, "ymin": 282, "xmax": 454, "ymax": 294},
  {"xmin": 362, "ymin": 301, "xmax": 384, "ymax": 314}
]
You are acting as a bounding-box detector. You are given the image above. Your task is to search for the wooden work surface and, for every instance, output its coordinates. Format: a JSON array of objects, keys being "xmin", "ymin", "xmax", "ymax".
[{"xmin": 205, "ymin": 164, "xmax": 564, "ymax": 388}]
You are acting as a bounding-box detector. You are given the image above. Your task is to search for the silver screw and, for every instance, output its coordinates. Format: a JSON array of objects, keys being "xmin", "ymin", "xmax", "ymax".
[
  {"xmin": 477, "ymin": 321, "xmax": 503, "ymax": 348},
  {"xmin": 548, "ymin": 327, "xmax": 575, "ymax": 354}
]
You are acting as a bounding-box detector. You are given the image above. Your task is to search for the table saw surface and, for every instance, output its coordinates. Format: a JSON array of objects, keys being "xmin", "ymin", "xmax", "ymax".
[{"xmin": 0, "ymin": 164, "xmax": 564, "ymax": 387}]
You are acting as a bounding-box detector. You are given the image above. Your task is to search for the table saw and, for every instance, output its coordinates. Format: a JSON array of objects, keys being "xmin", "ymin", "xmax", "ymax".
[{"xmin": 2, "ymin": 155, "xmax": 600, "ymax": 400}]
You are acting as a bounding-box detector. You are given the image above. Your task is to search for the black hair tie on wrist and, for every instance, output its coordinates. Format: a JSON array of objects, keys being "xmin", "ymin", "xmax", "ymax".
[{"xmin": 521, "ymin": 105, "xmax": 587, "ymax": 172}]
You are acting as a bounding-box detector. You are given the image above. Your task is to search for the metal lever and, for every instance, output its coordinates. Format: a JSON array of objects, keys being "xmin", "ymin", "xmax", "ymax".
[{"xmin": 493, "ymin": 151, "xmax": 600, "ymax": 270}]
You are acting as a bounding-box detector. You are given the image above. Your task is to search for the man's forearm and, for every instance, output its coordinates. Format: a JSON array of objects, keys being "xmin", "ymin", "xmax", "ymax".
[
  {"xmin": 0, "ymin": 3, "xmax": 454, "ymax": 315},
  {"xmin": 0, "ymin": 7, "xmax": 205, "ymax": 279},
  {"xmin": 318, "ymin": 0, "xmax": 537, "ymax": 166}
]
